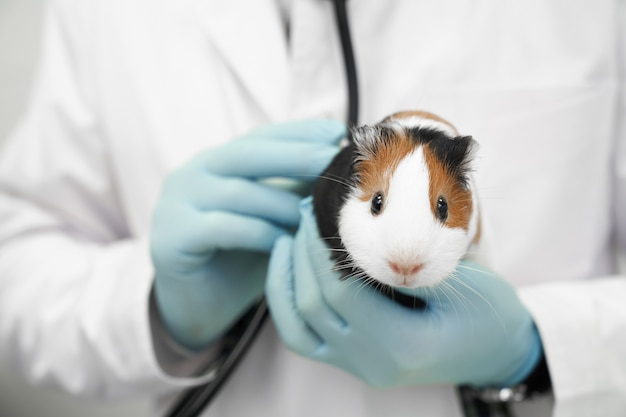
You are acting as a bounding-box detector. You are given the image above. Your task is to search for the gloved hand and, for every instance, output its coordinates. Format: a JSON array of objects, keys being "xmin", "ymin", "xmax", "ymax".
[
  {"xmin": 266, "ymin": 196, "xmax": 543, "ymax": 388},
  {"xmin": 151, "ymin": 120, "xmax": 346, "ymax": 350}
]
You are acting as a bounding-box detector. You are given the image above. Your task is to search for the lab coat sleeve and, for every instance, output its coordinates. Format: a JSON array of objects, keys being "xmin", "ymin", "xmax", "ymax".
[
  {"xmin": 516, "ymin": 3, "xmax": 626, "ymax": 415},
  {"xmin": 0, "ymin": 0, "xmax": 213, "ymax": 400},
  {"xmin": 517, "ymin": 281, "xmax": 626, "ymax": 416}
]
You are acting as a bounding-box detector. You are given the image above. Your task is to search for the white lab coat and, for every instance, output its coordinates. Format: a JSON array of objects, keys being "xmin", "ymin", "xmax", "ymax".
[{"xmin": 0, "ymin": 0, "xmax": 625, "ymax": 416}]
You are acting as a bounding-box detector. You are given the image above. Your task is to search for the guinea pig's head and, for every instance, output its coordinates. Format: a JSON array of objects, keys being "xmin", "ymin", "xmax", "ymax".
[{"xmin": 338, "ymin": 117, "xmax": 479, "ymax": 289}]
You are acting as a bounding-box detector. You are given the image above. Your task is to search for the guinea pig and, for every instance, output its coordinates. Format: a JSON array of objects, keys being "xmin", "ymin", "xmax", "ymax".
[{"xmin": 313, "ymin": 110, "xmax": 481, "ymax": 297}]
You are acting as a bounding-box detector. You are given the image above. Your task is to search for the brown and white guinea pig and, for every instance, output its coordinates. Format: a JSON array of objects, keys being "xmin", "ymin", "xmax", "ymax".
[{"xmin": 313, "ymin": 110, "xmax": 481, "ymax": 295}]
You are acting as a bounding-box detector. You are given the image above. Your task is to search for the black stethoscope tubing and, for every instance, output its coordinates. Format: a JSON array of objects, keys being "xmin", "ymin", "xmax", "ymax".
[
  {"xmin": 332, "ymin": 0, "xmax": 359, "ymax": 126},
  {"xmin": 163, "ymin": 1, "xmax": 358, "ymax": 416}
]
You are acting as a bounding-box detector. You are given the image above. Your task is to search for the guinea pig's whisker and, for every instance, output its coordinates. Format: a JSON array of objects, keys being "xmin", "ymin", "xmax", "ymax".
[
  {"xmin": 443, "ymin": 277, "xmax": 474, "ymax": 312},
  {"xmin": 456, "ymin": 264, "xmax": 503, "ymax": 280},
  {"xmin": 329, "ymin": 266, "xmax": 356, "ymax": 275},
  {"xmin": 330, "ymin": 258, "xmax": 357, "ymax": 268},
  {"xmin": 313, "ymin": 248, "xmax": 349, "ymax": 259},
  {"xmin": 343, "ymin": 270, "xmax": 370, "ymax": 286},
  {"xmin": 340, "ymin": 277, "xmax": 362, "ymax": 294},
  {"xmin": 315, "ymin": 253, "xmax": 361, "ymax": 277},
  {"xmin": 345, "ymin": 270, "xmax": 369, "ymax": 283},
  {"xmin": 286, "ymin": 173, "xmax": 353, "ymax": 188},
  {"xmin": 328, "ymin": 244, "xmax": 348, "ymax": 252},
  {"xmin": 332, "ymin": 272, "xmax": 368, "ymax": 299},
  {"xmin": 323, "ymin": 248, "xmax": 351, "ymax": 254},
  {"xmin": 353, "ymin": 276, "xmax": 377, "ymax": 298},
  {"xmin": 448, "ymin": 271, "xmax": 507, "ymax": 335},
  {"xmin": 334, "ymin": 252, "xmax": 356, "ymax": 262},
  {"xmin": 335, "ymin": 264, "xmax": 358, "ymax": 272},
  {"xmin": 349, "ymin": 276, "xmax": 370, "ymax": 291},
  {"xmin": 429, "ymin": 284, "xmax": 444, "ymax": 314},
  {"xmin": 440, "ymin": 279, "xmax": 477, "ymax": 329},
  {"xmin": 319, "ymin": 262, "xmax": 354, "ymax": 275},
  {"xmin": 318, "ymin": 175, "xmax": 353, "ymax": 188},
  {"xmin": 437, "ymin": 281, "xmax": 464, "ymax": 323},
  {"xmin": 320, "ymin": 246, "xmax": 349, "ymax": 256}
]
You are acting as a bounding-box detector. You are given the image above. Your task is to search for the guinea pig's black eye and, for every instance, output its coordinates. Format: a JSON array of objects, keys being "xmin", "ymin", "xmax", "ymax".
[
  {"xmin": 437, "ymin": 196, "xmax": 448, "ymax": 221},
  {"xmin": 371, "ymin": 192, "xmax": 384, "ymax": 216}
]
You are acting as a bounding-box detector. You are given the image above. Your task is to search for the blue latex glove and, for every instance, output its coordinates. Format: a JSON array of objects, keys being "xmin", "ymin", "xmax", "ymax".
[
  {"xmin": 151, "ymin": 120, "xmax": 345, "ymax": 350},
  {"xmin": 266, "ymin": 196, "xmax": 543, "ymax": 388}
]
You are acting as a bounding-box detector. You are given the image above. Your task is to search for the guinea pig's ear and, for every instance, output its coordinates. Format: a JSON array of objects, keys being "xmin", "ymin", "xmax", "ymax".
[
  {"xmin": 428, "ymin": 135, "xmax": 478, "ymax": 186},
  {"xmin": 456, "ymin": 135, "xmax": 479, "ymax": 166}
]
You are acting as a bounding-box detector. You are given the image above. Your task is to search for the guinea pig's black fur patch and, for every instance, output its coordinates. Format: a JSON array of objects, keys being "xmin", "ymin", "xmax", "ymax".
[
  {"xmin": 426, "ymin": 135, "xmax": 476, "ymax": 189},
  {"xmin": 313, "ymin": 142, "xmax": 356, "ymax": 266}
]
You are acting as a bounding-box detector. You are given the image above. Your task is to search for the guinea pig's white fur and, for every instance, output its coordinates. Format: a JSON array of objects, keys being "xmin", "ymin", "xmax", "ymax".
[{"xmin": 338, "ymin": 112, "xmax": 480, "ymax": 289}]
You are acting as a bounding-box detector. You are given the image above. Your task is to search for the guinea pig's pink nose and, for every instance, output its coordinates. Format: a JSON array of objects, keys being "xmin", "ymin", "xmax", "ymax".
[{"xmin": 388, "ymin": 261, "xmax": 423, "ymax": 276}]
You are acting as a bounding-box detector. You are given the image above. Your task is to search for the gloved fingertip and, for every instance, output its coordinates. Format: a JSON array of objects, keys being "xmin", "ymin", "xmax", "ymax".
[
  {"xmin": 272, "ymin": 234, "xmax": 294, "ymax": 253},
  {"xmin": 298, "ymin": 195, "xmax": 314, "ymax": 210},
  {"xmin": 266, "ymin": 235, "xmax": 294, "ymax": 292},
  {"xmin": 306, "ymin": 145, "xmax": 342, "ymax": 178},
  {"xmin": 317, "ymin": 144, "xmax": 342, "ymax": 160},
  {"xmin": 298, "ymin": 198, "xmax": 319, "ymax": 231},
  {"xmin": 317, "ymin": 119, "xmax": 348, "ymax": 143}
]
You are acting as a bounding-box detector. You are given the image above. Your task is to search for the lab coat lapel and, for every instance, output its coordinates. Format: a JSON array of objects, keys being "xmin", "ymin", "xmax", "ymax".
[{"xmin": 195, "ymin": 0, "xmax": 290, "ymax": 122}]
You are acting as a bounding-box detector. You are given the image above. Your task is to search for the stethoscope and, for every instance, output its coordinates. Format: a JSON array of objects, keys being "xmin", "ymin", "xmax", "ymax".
[{"xmin": 163, "ymin": 1, "xmax": 358, "ymax": 416}]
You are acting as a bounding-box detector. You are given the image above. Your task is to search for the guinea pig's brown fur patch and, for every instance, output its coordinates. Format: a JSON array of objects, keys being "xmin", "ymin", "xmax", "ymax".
[
  {"xmin": 355, "ymin": 130, "xmax": 414, "ymax": 203},
  {"xmin": 423, "ymin": 145, "xmax": 473, "ymax": 230}
]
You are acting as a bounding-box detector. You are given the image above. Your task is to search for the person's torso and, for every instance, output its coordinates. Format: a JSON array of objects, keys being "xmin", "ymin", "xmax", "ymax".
[{"xmin": 82, "ymin": 1, "xmax": 620, "ymax": 415}]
